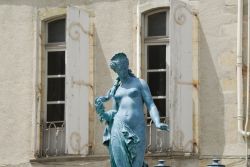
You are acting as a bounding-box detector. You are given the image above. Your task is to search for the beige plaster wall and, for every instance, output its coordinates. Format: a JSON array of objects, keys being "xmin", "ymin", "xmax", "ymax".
[
  {"xmin": 198, "ymin": 0, "xmax": 245, "ymax": 156},
  {"xmin": 0, "ymin": 2, "xmax": 36, "ymax": 165}
]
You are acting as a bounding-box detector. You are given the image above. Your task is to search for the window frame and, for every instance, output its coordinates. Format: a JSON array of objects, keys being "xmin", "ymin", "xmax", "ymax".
[
  {"xmin": 144, "ymin": 8, "xmax": 169, "ymax": 40},
  {"xmin": 142, "ymin": 8, "xmax": 171, "ymax": 153},
  {"xmin": 42, "ymin": 16, "xmax": 67, "ymax": 156},
  {"xmin": 45, "ymin": 16, "xmax": 66, "ymax": 45},
  {"xmin": 144, "ymin": 43, "xmax": 169, "ymax": 117},
  {"xmin": 143, "ymin": 8, "xmax": 170, "ymax": 117},
  {"xmin": 44, "ymin": 48, "xmax": 66, "ymax": 127}
]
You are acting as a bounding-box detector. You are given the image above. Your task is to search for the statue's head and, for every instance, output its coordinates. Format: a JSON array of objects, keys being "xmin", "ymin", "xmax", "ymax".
[{"xmin": 110, "ymin": 53, "xmax": 129, "ymax": 77}]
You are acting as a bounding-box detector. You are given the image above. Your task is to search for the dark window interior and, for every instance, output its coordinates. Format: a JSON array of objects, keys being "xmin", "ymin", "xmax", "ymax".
[
  {"xmin": 148, "ymin": 12, "xmax": 166, "ymax": 36},
  {"xmin": 48, "ymin": 18, "xmax": 66, "ymax": 43}
]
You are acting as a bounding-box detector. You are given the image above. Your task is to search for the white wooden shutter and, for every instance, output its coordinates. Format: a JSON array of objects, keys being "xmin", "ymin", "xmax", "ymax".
[
  {"xmin": 170, "ymin": 0, "xmax": 193, "ymax": 152},
  {"xmin": 65, "ymin": 6, "xmax": 89, "ymax": 155}
]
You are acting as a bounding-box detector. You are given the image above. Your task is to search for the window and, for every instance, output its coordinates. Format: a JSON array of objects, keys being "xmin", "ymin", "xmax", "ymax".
[
  {"xmin": 143, "ymin": 9, "xmax": 170, "ymax": 153},
  {"xmin": 142, "ymin": 0, "xmax": 193, "ymax": 153},
  {"xmin": 40, "ymin": 7, "xmax": 90, "ymax": 157},
  {"xmin": 43, "ymin": 18, "xmax": 66, "ymax": 156}
]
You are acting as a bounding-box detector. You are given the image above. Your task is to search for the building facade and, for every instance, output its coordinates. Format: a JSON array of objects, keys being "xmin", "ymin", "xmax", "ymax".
[{"xmin": 0, "ymin": 0, "xmax": 248, "ymax": 166}]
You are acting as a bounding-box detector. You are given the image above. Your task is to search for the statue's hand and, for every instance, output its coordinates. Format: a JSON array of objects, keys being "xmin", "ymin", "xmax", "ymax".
[
  {"xmin": 95, "ymin": 97, "xmax": 105, "ymax": 113},
  {"xmin": 156, "ymin": 123, "xmax": 169, "ymax": 131}
]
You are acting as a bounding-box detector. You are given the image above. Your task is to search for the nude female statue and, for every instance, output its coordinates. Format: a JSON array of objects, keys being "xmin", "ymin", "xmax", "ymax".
[{"xmin": 95, "ymin": 53, "xmax": 169, "ymax": 167}]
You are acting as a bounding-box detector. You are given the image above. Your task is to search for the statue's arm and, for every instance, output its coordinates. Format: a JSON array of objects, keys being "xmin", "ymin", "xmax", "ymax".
[
  {"xmin": 112, "ymin": 98, "xmax": 119, "ymax": 110},
  {"xmin": 139, "ymin": 79, "xmax": 169, "ymax": 131}
]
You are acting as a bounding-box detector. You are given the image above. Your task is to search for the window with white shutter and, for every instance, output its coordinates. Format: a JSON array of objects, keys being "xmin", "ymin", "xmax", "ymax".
[
  {"xmin": 42, "ymin": 17, "xmax": 66, "ymax": 156},
  {"xmin": 141, "ymin": 0, "xmax": 193, "ymax": 153},
  {"xmin": 41, "ymin": 6, "xmax": 90, "ymax": 156}
]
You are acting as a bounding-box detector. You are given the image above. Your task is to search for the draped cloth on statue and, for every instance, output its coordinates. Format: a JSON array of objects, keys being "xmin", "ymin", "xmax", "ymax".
[{"xmin": 103, "ymin": 118, "xmax": 148, "ymax": 167}]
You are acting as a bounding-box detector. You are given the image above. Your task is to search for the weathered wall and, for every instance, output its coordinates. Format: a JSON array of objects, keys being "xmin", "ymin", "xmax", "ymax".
[
  {"xmin": 0, "ymin": 2, "xmax": 36, "ymax": 165},
  {"xmin": 0, "ymin": 0, "xmax": 249, "ymax": 166},
  {"xmin": 199, "ymin": 0, "xmax": 244, "ymax": 156},
  {"xmin": 198, "ymin": 0, "xmax": 248, "ymax": 166}
]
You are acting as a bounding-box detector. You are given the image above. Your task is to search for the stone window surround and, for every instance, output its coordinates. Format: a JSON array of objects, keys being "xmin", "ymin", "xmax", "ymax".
[{"xmin": 33, "ymin": 7, "xmax": 94, "ymax": 158}]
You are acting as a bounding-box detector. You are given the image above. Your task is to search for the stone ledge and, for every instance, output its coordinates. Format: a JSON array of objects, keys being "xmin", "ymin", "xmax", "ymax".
[
  {"xmin": 30, "ymin": 153, "xmax": 199, "ymax": 163},
  {"xmin": 30, "ymin": 155, "xmax": 109, "ymax": 163}
]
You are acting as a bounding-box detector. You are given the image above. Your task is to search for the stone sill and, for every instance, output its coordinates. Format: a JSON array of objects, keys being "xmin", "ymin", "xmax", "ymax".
[
  {"xmin": 30, "ymin": 153, "xmax": 199, "ymax": 163},
  {"xmin": 30, "ymin": 155, "xmax": 109, "ymax": 163}
]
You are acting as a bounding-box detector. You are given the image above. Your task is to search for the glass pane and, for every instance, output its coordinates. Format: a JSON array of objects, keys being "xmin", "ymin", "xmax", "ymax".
[
  {"xmin": 147, "ymin": 45, "xmax": 166, "ymax": 69},
  {"xmin": 48, "ymin": 18, "xmax": 66, "ymax": 43},
  {"xmin": 47, "ymin": 78, "xmax": 65, "ymax": 101},
  {"xmin": 148, "ymin": 12, "xmax": 166, "ymax": 36},
  {"xmin": 147, "ymin": 72, "xmax": 166, "ymax": 96},
  {"xmin": 154, "ymin": 99, "xmax": 166, "ymax": 117},
  {"xmin": 147, "ymin": 99, "xmax": 166, "ymax": 117},
  {"xmin": 47, "ymin": 104, "xmax": 64, "ymax": 123},
  {"xmin": 48, "ymin": 51, "xmax": 65, "ymax": 75}
]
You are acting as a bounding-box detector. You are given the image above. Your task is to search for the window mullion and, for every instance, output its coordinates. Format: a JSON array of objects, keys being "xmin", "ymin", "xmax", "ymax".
[
  {"xmin": 147, "ymin": 69, "xmax": 166, "ymax": 72},
  {"xmin": 47, "ymin": 75, "xmax": 65, "ymax": 78},
  {"xmin": 47, "ymin": 101, "xmax": 65, "ymax": 104}
]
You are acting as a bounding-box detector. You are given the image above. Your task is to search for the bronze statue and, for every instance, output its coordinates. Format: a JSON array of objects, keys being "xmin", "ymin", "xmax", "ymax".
[{"xmin": 95, "ymin": 53, "xmax": 169, "ymax": 167}]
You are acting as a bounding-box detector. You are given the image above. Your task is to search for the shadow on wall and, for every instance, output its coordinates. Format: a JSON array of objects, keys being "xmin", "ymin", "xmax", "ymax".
[
  {"xmin": 92, "ymin": 28, "xmax": 114, "ymax": 155},
  {"xmin": 242, "ymin": 0, "xmax": 250, "ymax": 152},
  {"xmin": 198, "ymin": 24, "xmax": 225, "ymax": 156}
]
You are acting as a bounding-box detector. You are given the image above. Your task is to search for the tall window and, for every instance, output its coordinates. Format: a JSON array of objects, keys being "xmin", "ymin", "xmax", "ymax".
[
  {"xmin": 40, "ymin": 7, "xmax": 90, "ymax": 157},
  {"xmin": 143, "ymin": 9, "xmax": 170, "ymax": 153},
  {"xmin": 43, "ymin": 17, "xmax": 66, "ymax": 156}
]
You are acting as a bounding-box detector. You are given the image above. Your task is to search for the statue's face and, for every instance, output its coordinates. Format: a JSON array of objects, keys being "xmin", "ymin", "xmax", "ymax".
[{"xmin": 110, "ymin": 59, "xmax": 128, "ymax": 78}]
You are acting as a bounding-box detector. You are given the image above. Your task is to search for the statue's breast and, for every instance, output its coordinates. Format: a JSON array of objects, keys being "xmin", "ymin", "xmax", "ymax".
[
  {"xmin": 114, "ymin": 87, "xmax": 140, "ymax": 100},
  {"xmin": 114, "ymin": 94, "xmax": 122, "ymax": 102},
  {"xmin": 128, "ymin": 88, "xmax": 139, "ymax": 98}
]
